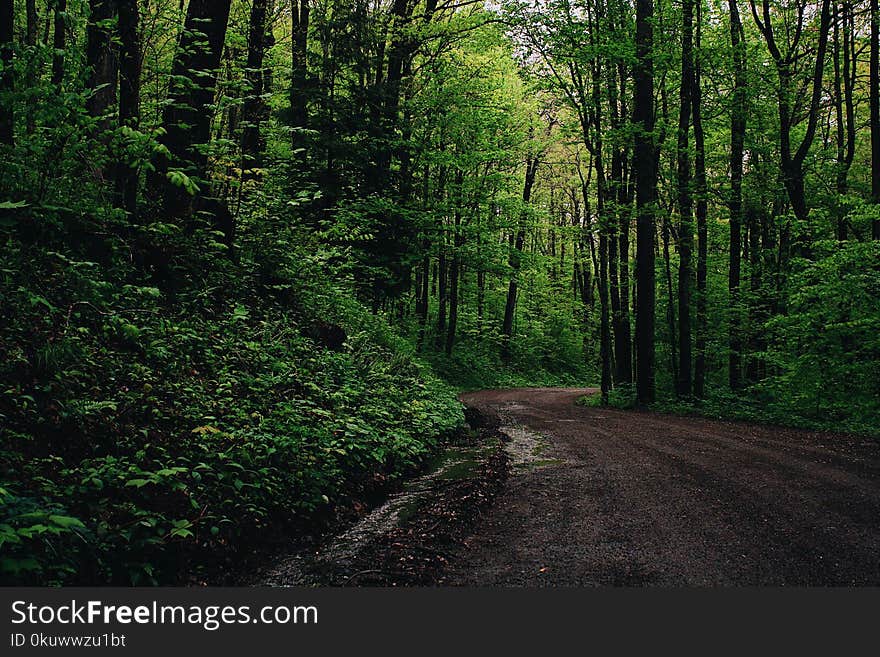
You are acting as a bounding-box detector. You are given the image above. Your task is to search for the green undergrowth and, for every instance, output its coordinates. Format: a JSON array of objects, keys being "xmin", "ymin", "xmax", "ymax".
[
  {"xmin": 422, "ymin": 338, "xmax": 592, "ymax": 392},
  {"xmin": 0, "ymin": 216, "xmax": 464, "ymax": 585},
  {"xmin": 579, "ymin": 386, "xmax": 880, "ymax": 439},
  {"xmin": 651, "ymin": 388, "xmax": 880, "ymax": 439}
]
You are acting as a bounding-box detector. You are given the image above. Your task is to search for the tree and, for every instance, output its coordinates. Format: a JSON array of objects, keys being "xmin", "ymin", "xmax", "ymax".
[
  {"xmin": 692, "ymin": 3, "xmax": 708, "ymax": 399},
  {"xmin": 85, "ymin": 0, "xmax": 118, "ymax": 133},
  {"xmin": 0, "ymin": 0, "xmax": 13, "ymax": 146},
  {"xmin": 831, "ymin": 0, "xmax": 856, "ymax": 241},
  {"xmin": 872, "ymin": 0, "xmax": 880, "ymax": 238},
  {"xmin": 115, "ymin": 0, "xmax": 140, "ymax": 215},
  {"xmin": 154, "ymin": 0, "xmax": 232, "ymax": 224},
  {"xmin": 290, "ymin": 0, "xmax": 310, "ymax": 154},
  {"xmin": 634, "ymin": 0, "xmax": 656, "ymax": 405},
  {"xmin": 51, "ymin": 0, "xmax": 66, "ymax": 89},
  {"xmin": 676, "ymin": 0, "xmax": 695, "ymax": 398},
  {"xmin": 749, "ymin": 0, "xmax": 833, "ymax": 228},
  {"xmin": 241, "ymin": 0, "xmax": 270, "ymax": 172},
  {"xmin": 727, "ymin": 0, "xmax": 747, "ymax": 391},
  {"xmin": 502, "ymin": 154, "xmax": 539, "ymax": 360}
]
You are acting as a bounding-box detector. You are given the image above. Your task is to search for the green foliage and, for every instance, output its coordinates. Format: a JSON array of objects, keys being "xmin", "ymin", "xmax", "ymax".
[
  {"xmin": 0, "ymin": 215, "xmax": 464, "ymax": 584},
  {"xmin": 757, "ymin": 241, "xmax": 880, "ymax": 432}
]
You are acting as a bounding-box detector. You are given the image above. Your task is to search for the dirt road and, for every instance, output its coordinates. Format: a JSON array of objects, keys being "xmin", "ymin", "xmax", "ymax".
[{"xmin": 448, "ymin": 388, "xmax": 880, "ymax": 586}]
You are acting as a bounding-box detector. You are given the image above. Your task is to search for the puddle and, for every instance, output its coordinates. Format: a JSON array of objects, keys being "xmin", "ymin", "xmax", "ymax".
[
  {"xmin": 260, "ymin": 441, "xmax": 495, "ymax": 585},
  {"xmin": 499, "ymin": 424, "xmax": 561, "ymax": 470},
  {"xmin": 260, "ymin": 417, "xmax": 558, "ymax": 585}
]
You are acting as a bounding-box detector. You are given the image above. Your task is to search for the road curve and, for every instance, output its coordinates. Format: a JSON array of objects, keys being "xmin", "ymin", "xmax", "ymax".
[{"xmin": 448, "ymin": 387, "xmax": 880, "ymax": 586}]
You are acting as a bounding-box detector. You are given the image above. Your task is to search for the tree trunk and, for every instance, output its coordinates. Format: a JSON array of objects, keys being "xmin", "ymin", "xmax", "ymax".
[
  {"xmin": 436, "ymin": 237, "xmax": 447, "ymax": 345},
  {"xmin": 0, "ymin": 0, "xmax": 13, "ymax": 146},
  {"xmin": 662, "ymin": 209, "xmax": 679, "ymax": 384},
  {"xmin": 634, "ymin": 0, "xmax": 656, "ymax": 405},
  {"xmin": 616, "ymin": 168, "xmax": 633, "ymax": 384},
  {"xmin": 416, "ymin": 167, "xmax": 431, "ymax": 349},
  {"xmin": 502, "ymin": 156, "xmax": 539, "ymax": 360},
  {"xmin": 832, "ymin": 1, "xmax": 851, "ymax": 241},
  {"xmin": 290, "ymin": 0, "xmax": 309, "ymax": 154},
  {"xmin": 746, "ymin": 206, "xmax": 763, "ymax": 383},
  {"xmin": 241, "ymin": 0, "xmax": 270, "ymax": 172},
  {"xmin": 872, "ymin": 0, "xmax": 880, "ymax": 237},
  {"xmin": 598, "ymin": 227, "xmax": 613, "ymax": 403},
  {"xmin": 676, "ymin": 0, "xmax": 695, "ymax": 398},
  {"xmin": 445, "ymin": 170, "xmax": 464, "ymax": 356},
  {"xmin": 86, "ymin": 0, "xmax": 118, "ymax": 136},
  {"xmin": 608, "ymin": 172, "xmax": 622, "ymax": 383},
  {"xmin": 728, "ymin": 0, "xmax": 746, "ymax": 390},
  {"xmin": 115, "ymin": 0, "xmax": 140, "ymax": 215},
  {"xmin": 156, "ymin": 0, "xmax": 232, "ymax": 221},
  {"xmin": 51, "ymin": 0, "xmax": 66, "ymax": 89},
  {"xmin": 24, "ymin": 0, "xmax": 38, "ymax": 135},
  {"xmin": 693, "ymin": 5, "xmax": 708, "ymax": 399}
]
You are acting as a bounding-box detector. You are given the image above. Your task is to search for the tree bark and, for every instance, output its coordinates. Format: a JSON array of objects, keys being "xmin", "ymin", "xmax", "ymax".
[
  {"xmin": 290, "ymin": 0, "xmax": 309, "ymax": 154},
  {"xmin": 662, "ymin": 209, "xmax": 679, "ymax": 384},
  {"xmin": 0, "ymin": 0, "xmax": 13, "ymax": 145},
  {"xmin": 676, "ymin": 0, "xmax": 695, "ymax": 398},
  {"xmin": 634, "ymin": 0, "xmax": 656, "ymax": 405},
  {"xmin": 156, "ymin": 0, "xmax": 232, "ymax": 221},
  {"xmin": 832, "ymin": 0, "xmax": 856, "ymax": 241},
  {"xmin": 445, "ymin": 170, "xmax": 464, "ymax": 355},
  {"xmin": 86, "ymin": 0, "xmax": 118, "ymax": 135},
  {"xmin": 51, "ymin": 0, "xmax": 66, "ymax": 89},
  {"xmin": 241, "ymin": 0, "xmax": 270, "ymax": 172},
  {"xmin": 728, "ymin": 0, "xmax": 746, "ymax": 390},
  {"xmin": 115, "ymin": 0, "xmax": 140, "ymax": 215},
  {"xmin": 872, "ymin": 0, "xmax": 880, "ymax": 237},
  {"xmin": 693, "ymin": 4, "xmax": 708, "ymax": 399},
  {"xmin": 24, "ymin": 0, "xmax": 38, "ymax": 135},
  {"xmin": 502, "ymin": 155, "xmax": 539, "ymax": 360}
]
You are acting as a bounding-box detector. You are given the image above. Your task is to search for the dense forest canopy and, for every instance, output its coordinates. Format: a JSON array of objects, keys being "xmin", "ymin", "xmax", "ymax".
[{"xmin": 0, "ymin": 0, "xmax": 878, "ymax": 584}]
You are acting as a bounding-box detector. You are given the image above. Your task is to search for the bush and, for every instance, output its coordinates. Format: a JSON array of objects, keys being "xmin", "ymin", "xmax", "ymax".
[{"xmin": 0, "ymin": 217, "xmax": 464, "ymax": 585}]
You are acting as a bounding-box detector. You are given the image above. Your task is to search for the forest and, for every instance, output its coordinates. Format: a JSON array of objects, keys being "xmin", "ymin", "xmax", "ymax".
[{"xmin": 0, "ymin": 0, "xmax": 878, "ymax": 586}]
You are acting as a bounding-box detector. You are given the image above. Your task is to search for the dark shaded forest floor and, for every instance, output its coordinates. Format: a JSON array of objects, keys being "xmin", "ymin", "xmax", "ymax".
[{"xmin": 258, "ymin": 388, "xmax": 880, "ymax": 586}]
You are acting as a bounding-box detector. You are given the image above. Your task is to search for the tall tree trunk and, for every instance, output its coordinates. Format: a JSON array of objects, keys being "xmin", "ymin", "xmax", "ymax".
[
  {"xmin": 872, "ymin": 0, "xmax": 880, "ymax": 237},
  {"xmin": 662, "ymin": 209, "xmax": 679, "ymax": 384},
  {"xmin": 609, "ymin": 154, "xmax": 623, "ymax": 384},
  {"xmin": 693, "ymin": 4, "xmax": 708, "ymax": 399},
  {"xmin": 156, "ymin": 0, "xmax": 232, "ymax": 221},
  {"xmin": 746, "ymin": 206, "xmax": 763, "ymax": 382},
  {"xmin": 676, "ymin": 0, "xmax": 695, "ymax": 398},
  {"xmin": 477, "ymin": 206, "xmax": 486, "ymax": 334},
  {"xmin": 51, "ymin": 0, "xmax": 66, "ymax": 89},
  {"xmin": 502, "ymin": 155, "xmax": 539, "ymax": 360},
  {"xmin": 605, "ymin": 5, "xmax": 632, "ymax": 384},
  {"xmin": 376, "ymin": 0, "xmax": 411, "ymax": 183},
  {"xmin": 115, "ymin": 0, "xmax": 140, "ymax": 215},
  {"xmin": 0, "ymin": 0, "xmax": 13, "ymax": 146},
  {"xmin": 436, "ymin": 235, "xmax": 447, "ymax": 344},
  {"xmin": 290, "ymin": 0, "xmax": 309, "ymax": 154},
  {"xmin": 598, "ymin": 228, "xmax": 613, "ymax": 403},
  {"xmin": 416, "ymin": 167, "xmax": 431, "ymax": 349},
  {"xmin": 24, "ymin": 0, "xmax": 38, "ymax": 135},
  {"xmin": 86, "ymin": 0, "xmax": 118, "ymax": 136},
  {"xmin": 446, "ymin": 170, "xmax": 464, "ymax": 355},
  {"xmin": 634, "ymin": 0, "xmax": 656, "ymax": 405},
  {"xmin": 616, "ymin": 159, "xmax": 633, "ymax": 384},
  {"xmin": 728, "ymin": 0, "xmax": 746, "ymax": 390},
  {"xmin": 241, "ymin": 0, "xmax": 269, "ymax": 172}
]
